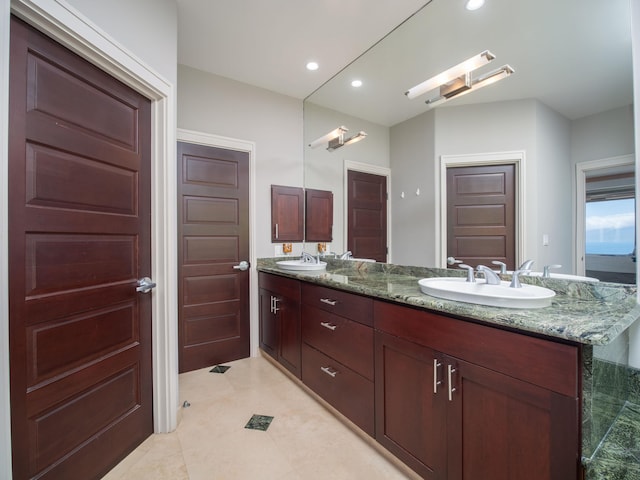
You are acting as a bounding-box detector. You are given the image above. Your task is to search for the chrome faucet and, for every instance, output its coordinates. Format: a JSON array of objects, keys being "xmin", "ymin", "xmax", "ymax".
[
  {"xmin": 518, "ymin": 259, "xmax": 534, "ymax": 271},
  {"xmin": 542, "ymin": 264, "xmax": 562, "ymax": 278},
  {"xmin": 301, "ymin": 252, "xmax": 318, "ymax": 264},
  {"xmin": 339, "ymin": 251, "xmax": 353, "ymax": 260},
  {"xmin": 458, "ymin": 264, "xmax": 475, "ymax": 283},
  {"xmin": 476, "ymin": 265, "xmax": 501, "ymax": 285},
  {"xmin": 447, "ymin": 256, "xmax": 462, "ymax": 266}
]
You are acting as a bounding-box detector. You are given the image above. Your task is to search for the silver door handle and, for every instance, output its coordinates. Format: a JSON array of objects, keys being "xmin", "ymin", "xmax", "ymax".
[
  {"xmin": 136, "ymin": 277, "xmax": 156, "ymax": 293},
  {"xmin": 233, "ymin": 261, "xmax": 250, "ymax": 271}
]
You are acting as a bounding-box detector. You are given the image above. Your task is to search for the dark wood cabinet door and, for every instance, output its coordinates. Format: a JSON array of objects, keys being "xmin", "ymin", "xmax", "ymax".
[
  {"xmin": 271, "ymin": 185, "xmax": 304, "ymax": 242},
  {"xmin": 259, "ymin": 288, "xmax": 278, "ymax": 359},
  {"xmin": 278, "ymin": 296, "xmax": 301, "ymax": 378},
  {"xmin": 445, "ymin": 355, "xmax": 579, "ymax": 480},
  {"xmin": 305, "ymin": 188, "xmax": 333, "ymax": 242},
  {"xmin": 375, "ymin": 331, "xmax": 446, "ymax": 480}
]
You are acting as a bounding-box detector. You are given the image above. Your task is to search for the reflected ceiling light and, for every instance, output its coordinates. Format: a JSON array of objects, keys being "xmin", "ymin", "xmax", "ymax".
[
  {"xmin": 405, "ymin": 50, "xmax": 495, "ymax": 99},
  {"xmin": 306, "ymin": 61, "xmax": 319, "ymax": 71},
  {"xmin": 465, "ymin": 0, "xmax": 485, "ymax": 11},
  {"xmin": 309, "ymin": 126, "xmax": 367, "ymax": 152},
  {"xmin": 425, "ymin": 65, "xmax": 515, "ymax": 107},
  {"xmin": 351, "ymin": 79, "xmax": 363, "ymax": 87}
]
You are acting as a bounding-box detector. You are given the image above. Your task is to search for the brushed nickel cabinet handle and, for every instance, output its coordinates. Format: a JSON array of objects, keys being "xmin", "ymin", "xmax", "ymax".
[
  {"xmin": 447, "ymin": 364, "xmax": 457, "ymax": 401},
  {"xmin": 433, "ymin": 359, "xmax": 442, "ymax": 394},
  {"xmin": 320, "ymin": 321, "xmax": 337, "ymax": 331},
  {"xmin": 320, "ymin": 366, "xmax": 337, "ymax": 378},
  {"xmin": 320, "ymin": 298, "xmax": 337, "ymax": 306}
]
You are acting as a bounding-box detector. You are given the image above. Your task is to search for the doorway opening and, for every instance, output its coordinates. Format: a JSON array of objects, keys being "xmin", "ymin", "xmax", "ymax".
[{"xmin": 576, "ymin": 155, "xmax": 636, "ymax": 283}]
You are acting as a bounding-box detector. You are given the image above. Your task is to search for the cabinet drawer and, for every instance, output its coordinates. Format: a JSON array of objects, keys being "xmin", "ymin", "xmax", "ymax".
[
  {"xmin": 301, "ymin": 343, "xmax": 374, "ymax": 436},
  {"xmin": 301, "ymin": 283, "xmax": 373, "ymax": 326},
  {"xmin": 259, "ymin": 272, "xmax": 300, "ymax": 301},
  {"xmin": 301, "ymin": 304, "xmax": 373, "ymax": 380}
]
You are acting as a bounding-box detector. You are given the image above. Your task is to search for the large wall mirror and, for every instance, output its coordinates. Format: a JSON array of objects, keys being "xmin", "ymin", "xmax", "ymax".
[{"xmin": 303, "ymin": 0, "xmax": 634, "ymax": 281}]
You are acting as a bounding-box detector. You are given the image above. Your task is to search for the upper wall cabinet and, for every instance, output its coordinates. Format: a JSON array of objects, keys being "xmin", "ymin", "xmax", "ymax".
[
  {"xmin": 305, "ymin": 188, "xmax": 333, "ymax": 242},
  {"xmin": 271, "ymin": 185, "xmax": 304, "ymax": 242}
]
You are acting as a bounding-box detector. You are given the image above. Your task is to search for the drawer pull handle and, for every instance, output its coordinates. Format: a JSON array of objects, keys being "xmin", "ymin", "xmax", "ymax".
[
  {"xmin": 320, "ymin": 298, "xmax": 337, "ymax": 306},
  {"xmin": 320, "ymin": 366, "xmax": 337, "ymax": 378},
  {"xmin": 320, "ymin": 321, "xmax": 337, "ymax": 331}
]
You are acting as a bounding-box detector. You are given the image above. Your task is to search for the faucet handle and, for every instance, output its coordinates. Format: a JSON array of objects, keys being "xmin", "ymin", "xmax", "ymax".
[
  {"xmin": 458, "ymin": 264, "xmax": 475, "ymax": 283},
  {"xmin": 509, "ymin": 269, "xmax": 531, "ymax": 288},
  {"xmin": 447, "ymin": 256, "xmax": 462, "ymax": 265},
  {"xmin": 542, "ymin": 264, "xmax": 562, "ymax": 278},
  {"xmin": 491, "ymin": 260, "xmax": 507, "ymax": 274}
]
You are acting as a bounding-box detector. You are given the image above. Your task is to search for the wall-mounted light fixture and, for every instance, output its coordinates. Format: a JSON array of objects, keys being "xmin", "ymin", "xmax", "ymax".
[
  {"xmin": 405, "ymin": 50, "xmax": 514, "ymax": 108},
  {"xmin": 309, "ymin": 126, "xmax": 367, "ymax": 152},
  {"xmin": 425, "ymin": 65, "xmax": 515, "ymax": 108}
]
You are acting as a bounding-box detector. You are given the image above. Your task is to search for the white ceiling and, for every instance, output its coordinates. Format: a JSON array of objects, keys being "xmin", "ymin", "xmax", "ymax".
[
  {"xmin": 177, "ymin": 0, "xmax": 430, "ymax": 100},
  {"xmin": 177, "ymin": 0, "xmax": 633, "ymax": 127}
]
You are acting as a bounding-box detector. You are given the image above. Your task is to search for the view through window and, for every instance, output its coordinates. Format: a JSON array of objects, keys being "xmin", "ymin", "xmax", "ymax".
[{"xmin": 585, "ymin": 198, "xmax": 636, "ymax": 255}]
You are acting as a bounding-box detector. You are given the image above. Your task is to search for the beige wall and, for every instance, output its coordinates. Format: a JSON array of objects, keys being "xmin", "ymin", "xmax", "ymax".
[{"xmin": 177, "ymin": 64, "xmax": 304, "ymax": 259}]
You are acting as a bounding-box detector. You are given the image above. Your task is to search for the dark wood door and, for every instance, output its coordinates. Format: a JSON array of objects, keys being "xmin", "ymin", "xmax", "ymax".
[
  {"xmin": 447, "ymin": 164, "xmax": 515, "ymax": 269},
  {"xmin": 347, "ymin": 171, "xmax": 387, "ymax": 262},
  {"xmin": 374, "ymin": 331, "xmax": 446, "ymax": 479},
  {"xmin": 8, "ymin": 17, "xmax": 152, "ymax": 479},
  {"xmin": 177, "ymin": 142, "xmax": 250, "ymax": 373},
  {"xmin": 445, "ymin": 355, "xmax": 579, "ymax": 480}
]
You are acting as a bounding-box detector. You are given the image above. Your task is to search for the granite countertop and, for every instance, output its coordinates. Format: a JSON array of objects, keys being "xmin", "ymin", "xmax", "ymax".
[{"xmin": 257, "ymin": 257, "xmax": 640, "ymax": 346}]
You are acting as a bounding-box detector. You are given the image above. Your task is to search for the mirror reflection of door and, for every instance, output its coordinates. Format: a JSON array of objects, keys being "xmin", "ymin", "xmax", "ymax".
[
  {"xmin": 347, "ymin": 170, "xmax": 388, "ymax": 262},
  {"xmin": 447, "ymin": 164, "xmax": 516, "ymax": 270},
  {"xmin": 584, "ymin": 166, "xmax": 636, "ymax": 284}
]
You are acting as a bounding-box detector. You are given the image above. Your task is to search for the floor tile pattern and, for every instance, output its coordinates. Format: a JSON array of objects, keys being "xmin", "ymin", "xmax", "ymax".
[{"xmin": 102, "ymin": 355, "xmax": 418, "ymax": 479}]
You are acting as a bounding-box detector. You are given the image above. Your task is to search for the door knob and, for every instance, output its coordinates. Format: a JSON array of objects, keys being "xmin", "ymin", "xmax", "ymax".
[
  {"xmin": 233, "ymin": 261, "xmax": 250, "ymax": 271},
  {"xmin": 136, "ymin": 277, "xmax": 156, "ymax": 293}
]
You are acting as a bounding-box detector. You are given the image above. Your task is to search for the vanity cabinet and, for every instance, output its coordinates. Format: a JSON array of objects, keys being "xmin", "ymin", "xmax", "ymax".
[
  {"xmin": 271, "ymin": 185, "xmax": 304, "ymax": 242},
  {"xmin": 300, "ymin": 283, "xmax": 375, "ymax": 435},
  {"xmin": 374, "ymin": 300, "xmax": 580, "ymax": 480},
  {"xmin": 258, "ymin": 272, "xmax": 301, "ymax": 378}
]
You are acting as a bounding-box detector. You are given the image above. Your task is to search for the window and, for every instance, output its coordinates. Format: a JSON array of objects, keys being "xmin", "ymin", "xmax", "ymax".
[{"xmin": 585, "ymin": 198, "xmax": 635, "ymax": 255}]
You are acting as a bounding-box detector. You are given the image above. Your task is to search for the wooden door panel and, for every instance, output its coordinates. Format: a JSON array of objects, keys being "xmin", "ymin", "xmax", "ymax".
[
  {"xmin": 10, "ymin": 17, "xmax": 152, "ymax": 479},
  {"xmin": 447, "ymin": 164, "xmax": 515, "ymax": 269},
  {"xmin": 347, "ymin": 171, "xmax": 387, "ymax": 262},
  {"xmin": 178, "ymin": 142, "xmax": 250, "ymax": 373}
]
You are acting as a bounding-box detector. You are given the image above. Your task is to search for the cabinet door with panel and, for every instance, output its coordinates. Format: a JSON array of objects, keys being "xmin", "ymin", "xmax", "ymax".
[
  {"xmin": 305, "ymin": 188, "xmax": 333, "ymax": 242},
  {"xmin": 271, "ymin": 185, "xmax": 304, "ymax": 242},
  {"xmin": 258, "ymin": 272, "xmax": 301, "ymax": 378},
  {"xmin": 374, "ymin": 300, "xmax": 580, "ymax": 480}
]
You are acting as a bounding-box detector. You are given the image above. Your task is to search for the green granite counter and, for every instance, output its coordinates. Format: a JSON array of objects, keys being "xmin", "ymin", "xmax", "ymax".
[{"xmin": 257, "ymin": 257, "xmax": 640, "ymax": 346}]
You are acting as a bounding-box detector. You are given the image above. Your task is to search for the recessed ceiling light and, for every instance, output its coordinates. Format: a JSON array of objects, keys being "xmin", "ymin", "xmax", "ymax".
[
  {"xmin": 306, "ymin": 62, "xmax": 319, "ymax": 71},
  {"xmin": 351, "ymin": 80, "xmax": 363, "ymax": 88},
  {"xmin": 465, "ymin": 0, "xmax": 485, "ymax": 10}
]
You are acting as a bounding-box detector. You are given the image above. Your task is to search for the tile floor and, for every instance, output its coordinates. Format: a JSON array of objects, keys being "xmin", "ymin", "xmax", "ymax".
[{"xmin": 102, "ymin": 355, "xmax": 419, "ymax": 479}]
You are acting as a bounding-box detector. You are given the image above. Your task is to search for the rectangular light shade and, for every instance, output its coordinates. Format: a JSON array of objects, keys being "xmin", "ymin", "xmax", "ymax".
[
  {"xmin": 425, "ymin": 65, "xmax": 514, "ymax": 107},
  {"xmin": 308, "ymin": 126, "xmax": 348, "ymax": 148},
  {"xmin": 405, "ymin": 50, "xmax": 495, "ymax": 99}
]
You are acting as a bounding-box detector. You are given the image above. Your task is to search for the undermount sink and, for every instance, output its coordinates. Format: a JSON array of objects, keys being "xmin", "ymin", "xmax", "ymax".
[
  {"xmin": 418, "ymin": 277, "xmax": 555, "ymax": 309},
  {"xmin": 347, "ymin": 258, "xmax": 376, "ymax": 263},
  {"xmin": 276, "ymin": 259, "xmax": 327, "ymax": 272},
  {"xmin": 526, "ymin": 272, "xmax": 599, "ymax": 282}
]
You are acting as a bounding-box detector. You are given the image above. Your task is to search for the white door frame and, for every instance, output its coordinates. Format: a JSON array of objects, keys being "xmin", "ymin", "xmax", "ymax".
[
  {"xmin": 438, "ymin": 151, "xmax": 526, "ymax": 268},
  {"xmin": 343, "ymin": 160, "xmax": 392, "ymax": 263},
  {"xmin": 1, "ymin": 1, "xmax": 178, "ymax": 476},
  {"xmin": 177, "ymin": 129, "xmax": 258, "ymax": 356},
  {"xmin": 574, "ymin": 154, "xmax": 635, "ymax": 276}
]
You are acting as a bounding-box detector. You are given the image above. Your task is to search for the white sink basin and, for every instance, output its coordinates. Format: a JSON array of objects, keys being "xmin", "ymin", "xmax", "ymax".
[
  {"xmin": 526, "ymin": 272, "xmax": 599, "ymax": 282},
  {"xmin": 418, "ymin": 277, "xmax": 555, "ymax": 309},
  {"xmin": 348, "ymin": 258, "xmax": 376, "ymax": 263},
  {"xmin": 276, "ymin": 260, "xmax": 327, "ymax": 272}
]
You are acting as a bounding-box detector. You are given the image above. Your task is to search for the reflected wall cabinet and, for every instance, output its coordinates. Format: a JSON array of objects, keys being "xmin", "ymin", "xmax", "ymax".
[{"xmin": 305, "ymin": 188, "xmax": 333, "ymax": 242}]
